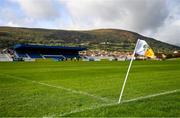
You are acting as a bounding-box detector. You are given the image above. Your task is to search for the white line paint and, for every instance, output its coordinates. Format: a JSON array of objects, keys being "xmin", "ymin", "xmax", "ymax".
[
  {"xmin": 57, "ymin": 102, "xmax": 117, "ymax": 117},
  {"xmin": 59, "ymin": 89, "xmax": 180, "ymax": 116},
  {"xmin": 122, "ymin": 89, "xmax": 180, "ymax": 103},
  {"xmin": 1, "ymin": 73, "xmax": 179, "ymax": 117},
  {"xmin": 1, "ymin": 74, "xmax": 114, "ymax": 103}
]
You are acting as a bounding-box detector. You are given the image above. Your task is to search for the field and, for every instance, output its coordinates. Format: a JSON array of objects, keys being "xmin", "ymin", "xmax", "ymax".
[{"xmin": 0, "ymin": 60, "xmax": 180, "ymax": 117}]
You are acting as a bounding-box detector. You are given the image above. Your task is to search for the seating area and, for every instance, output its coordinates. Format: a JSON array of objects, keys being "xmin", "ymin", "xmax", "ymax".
[
  {"xmin": 12, "ymin": 44, "xmax": 86, "ymax": 61},
  {"xmin": 63, "ymin": 54, "xmax": 80, "ymax": 59},
  {"xmin": 0, "ymin": 54, "xmax": 13, "ymax": 61},
  {"xmin": 16, "ymin": 53, "xmax": 74, "ymax": 60},
  {"xmin": 16, "ymin": 53, "xmax": 28, "ymax": 58},
  {"xmin": 43, "ymin": 55, "xmax": 65, "ymax": 61},
  {"xmin": 28, "ymin": 53, "xmax": 42, "ymax": 58}
]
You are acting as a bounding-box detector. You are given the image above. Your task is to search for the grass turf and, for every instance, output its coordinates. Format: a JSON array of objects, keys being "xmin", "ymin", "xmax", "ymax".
[{"xmin": 0, "ymin": 60, "xmax": 179, "ymax": 117}]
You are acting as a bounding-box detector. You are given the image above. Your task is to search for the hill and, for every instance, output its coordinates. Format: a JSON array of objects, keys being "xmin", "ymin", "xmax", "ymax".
[{"xmin": 0, "ymin": 26, "xmax": 179, "ymax": 52}]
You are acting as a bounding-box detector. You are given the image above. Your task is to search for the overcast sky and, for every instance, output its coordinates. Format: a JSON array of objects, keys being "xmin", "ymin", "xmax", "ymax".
[{"xmin": 0, "ymin": 0, "xmax": 180, "ymax": 46}]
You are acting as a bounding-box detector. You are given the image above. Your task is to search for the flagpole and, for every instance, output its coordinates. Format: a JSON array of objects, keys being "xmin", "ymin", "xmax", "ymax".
[{"xmin": 118, "ymin": 39, "xmax": 140, "ymax": 104}]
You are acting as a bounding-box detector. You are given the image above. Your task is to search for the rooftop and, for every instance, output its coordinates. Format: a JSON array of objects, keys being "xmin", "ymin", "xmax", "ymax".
[{"xmin": 13, "ymin": 44, "xmax": 87, "ymax": 51}]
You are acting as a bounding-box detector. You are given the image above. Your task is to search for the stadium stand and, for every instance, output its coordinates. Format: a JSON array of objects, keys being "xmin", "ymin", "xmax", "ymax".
[
  {"xmin": 12, "ymin": 44, "xmax": 86, "ymax": 61},
  {"xmin": 0, "ymin": 53, "xmax": 13, "ymax": 61},
  {"xmin": 43, "ymin": 55, "xmax": 65, "ymax": 61}
]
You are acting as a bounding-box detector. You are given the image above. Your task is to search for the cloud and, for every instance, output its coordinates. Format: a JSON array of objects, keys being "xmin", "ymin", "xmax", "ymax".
[
  {"xmin": 154, "ymin": 4, "xmax": 180, "ymax": 46},
  {"xmin": 60, "ymin": 0, "xmax": 180, "ymax": 46},
  {"xmin": 61, "ymin": 0, "xmax": 169, "ymax": 32},
  {"xmin": 155, "ymin": 21, "xmax": 180, "ymax": 46},
  {"xmin": 0, "ymin": 0, "xmax": 180, "ymax": 46},
  {"xmin": 0, "ymin": 5, "xmax": 35, "ymax": 27},
  {"xmin": 10, "ymin": 0, "xmax": 60, "ymax": 19},
  {"xmin": 0, "ymin": 0, "xmax": 64, "ymax": 28},
  {"xmin": 121, "ymin": 0, "xmax": 169, "ymax": 32}
]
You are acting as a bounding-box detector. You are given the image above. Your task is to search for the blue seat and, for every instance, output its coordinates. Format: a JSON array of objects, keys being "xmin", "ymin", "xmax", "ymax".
[
  {"xmin": 44, "ymin": 55, "xmax": 65, "ymax": 61},
  {"xmin": 63, "ymin": 54, "xmax": 80, "ymax": 58},
  {"xmin": 28, "ymin": 53, "xmax": 42, "ymax": 58},
  {"xmin": 17, "ymin": 53, "xmax": 27, "ymax": 58}
]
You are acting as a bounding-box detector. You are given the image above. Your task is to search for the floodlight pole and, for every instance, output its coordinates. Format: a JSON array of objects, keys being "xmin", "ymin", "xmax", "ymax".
[{"xmin": 118, "ymin": 39, "xmax": 139, "ymax": 104}]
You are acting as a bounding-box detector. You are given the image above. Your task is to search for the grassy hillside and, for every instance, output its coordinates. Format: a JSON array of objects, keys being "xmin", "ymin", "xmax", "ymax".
[
  {"xmin": 0, "ymin": 60, "xmax": 180, "ymax": 117},
  {"xmin": 0, "ymin": 26, "xmax": 179, "ymax": 52}
]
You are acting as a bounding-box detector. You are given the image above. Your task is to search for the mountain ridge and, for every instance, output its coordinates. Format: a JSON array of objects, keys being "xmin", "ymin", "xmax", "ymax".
[{"xmin": 0, "ymin": 26, "xmax": 179, "ymax": 53}]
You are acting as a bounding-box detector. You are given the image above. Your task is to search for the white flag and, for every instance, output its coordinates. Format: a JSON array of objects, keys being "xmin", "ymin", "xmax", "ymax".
[{"xmin": 135, "ymin": 39, "xmax": 155, "ymax": 58}]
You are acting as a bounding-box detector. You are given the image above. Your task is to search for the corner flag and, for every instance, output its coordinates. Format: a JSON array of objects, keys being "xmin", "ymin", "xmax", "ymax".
[
  {"xmin": 135, "ymin": 39, "xmax": 155, "ymax": 58},
  {"xmin": 118, "ymin": 39, "xmax": 155, "ymax": 104}
]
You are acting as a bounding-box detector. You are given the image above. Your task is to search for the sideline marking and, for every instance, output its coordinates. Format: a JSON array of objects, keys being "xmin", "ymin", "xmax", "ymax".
[
  {"xmin": 59, "ymin": 89, "xmax": 180, "ymax": 116},
  {"xmin": 1, "ymin": 73, "xmax": 115, "ymax": 103}
]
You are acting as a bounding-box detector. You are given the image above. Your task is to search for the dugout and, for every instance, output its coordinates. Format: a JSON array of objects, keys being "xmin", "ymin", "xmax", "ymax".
[{"xmin": 13, "ymin": 44, "xmax": 86, "ymax": 61}]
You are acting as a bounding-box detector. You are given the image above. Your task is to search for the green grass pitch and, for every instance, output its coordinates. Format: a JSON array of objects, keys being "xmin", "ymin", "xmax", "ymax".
[{"xmin": 0, "ymin": 60, "xmax": 180, "ymax": 117}]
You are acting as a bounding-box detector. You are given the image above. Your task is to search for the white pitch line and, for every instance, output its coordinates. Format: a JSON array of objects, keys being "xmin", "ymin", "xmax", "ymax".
[
  {"xmin": 1, "ymin": 73, "xmax": 115, "ymax": 103},
  {"xmin": 122, "ymin": 89, "xmax": 180, "ymax": 103},
  {"xmin": 59, "ymin": 89, "xmax": 180, "ymax": 117}
]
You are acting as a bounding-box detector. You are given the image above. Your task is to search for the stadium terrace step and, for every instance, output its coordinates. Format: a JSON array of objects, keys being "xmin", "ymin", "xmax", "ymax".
[{"xmin": 0, "ymin": 54, "xmax": 13, "ymax": 62}]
